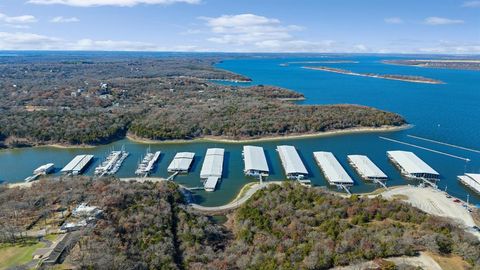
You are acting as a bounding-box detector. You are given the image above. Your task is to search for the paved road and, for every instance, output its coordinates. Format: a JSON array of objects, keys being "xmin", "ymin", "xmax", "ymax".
[{"xmin": 189, "ymin": 182, "xmax": 281, "ymax": 213}]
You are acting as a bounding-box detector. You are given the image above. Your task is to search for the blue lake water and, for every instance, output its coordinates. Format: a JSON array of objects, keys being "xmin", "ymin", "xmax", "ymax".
[{"xmin": 1, "ymin": 53, "xmax": 479, "ymax": 206}]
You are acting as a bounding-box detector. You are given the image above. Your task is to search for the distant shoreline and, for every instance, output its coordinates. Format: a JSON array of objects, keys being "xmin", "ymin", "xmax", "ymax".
[
  {"xmin": 302, "ymin": 66, "xmax": 445, "ymax": 84},
  {"xmin": 126, "ymin": 124, "xmax": 412, "ymax": 145}
]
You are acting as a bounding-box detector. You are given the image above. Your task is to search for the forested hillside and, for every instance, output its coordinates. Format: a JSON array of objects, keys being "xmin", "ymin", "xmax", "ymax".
[
  {"xmin": 1, "ymin": 179, "xmax": 479, "ymax": 269},
  {"xmin": 0, "ymin": 56, "xmax": 406, "ymax": 148}
]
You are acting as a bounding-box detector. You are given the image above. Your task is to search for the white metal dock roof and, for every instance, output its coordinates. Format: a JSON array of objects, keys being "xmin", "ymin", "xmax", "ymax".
[
  {"xmin": 459, "ymin": 174, "xmax": 480, "ymax": 193},
  {"xmin": 277, "ymin": 145, "xmax": 308, "ymax": 175},
  {"xmin": 200, "ymin": 148, "xmax": 224, "ymax": 179},
  {"xmin": 168, "ymin": 152, "xmax": 195, "ymax": 172},
  {"xmin": 465, "ymin": 174, "xmax": 480, "ymax": 184},
  {"xmin": 314, "ymin": 152, "xmax": 353, "ymax": 184},
  {"xmin": 347, "ymin": 155, "xmax": 387, "ymax": 179},
  {"xmin": 73, "ymin": 155, "xmax": 93, "ymax": 172},
  {"xmin": 204, "ymin": 176, "xmax": 220, "ymax": 192},
  {"xmin": 61, "ymin": 155, "xmax": 87, "ymax": 173},
  {"xmin": 243, "ymin": 145, "xmax": 269, "ymax": 173},
  {"xmin": 387, "ymin": 151, "xmax": 439, "ymax": 175}
]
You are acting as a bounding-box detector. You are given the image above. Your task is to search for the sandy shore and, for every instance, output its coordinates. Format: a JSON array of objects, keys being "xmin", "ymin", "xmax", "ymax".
[
  {"xmin": 127, "ymin": 124, "xmax": 412, "ymax": 145},
  {"xmin": 302, "ymin": 66, "xmax": 445, "ymax": 84}
]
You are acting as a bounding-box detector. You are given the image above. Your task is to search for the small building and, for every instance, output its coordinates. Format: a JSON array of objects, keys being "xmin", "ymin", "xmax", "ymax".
[
  {"xmin": 458, "ymin": 173, "xmax": 480, "ymax": 194},
  {"xmin": 72, "ymin": 203, "xmax": 102, "ymax": 218},
  {"xmin": 387, "ymin": 151, "xmax": 439, "ymax": 180},
  {"xmin": 168, "ymin": 152, "xmax": 195, "ymax": 173},
  {"xmin": 277, "ymin": 145, "xmax": 308, "ymax": 179},
  {"xmin": 348, "ymin": 155, "xmax": 388, "ymax": 181},
  {"xmin": 314, "ymin": 152, "xmax": 354, "ymax": 186},
  {"xmin": 243, "ymin": 145, "xmax": 269, "ymax": 177}
]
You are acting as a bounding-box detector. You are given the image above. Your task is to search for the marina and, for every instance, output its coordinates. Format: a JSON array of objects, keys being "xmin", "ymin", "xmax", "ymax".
[
  {"xmin": 387, "ymin": 150, "xmax": 440, "ymax": 186},
  {"xmin": 458, "ymin": 174, "xmax": 480, "ymax": 195},
  {"xmin": 243, "ymin": 145, "xmax": 269, "ymax": 178},
  {"xmin": 135, "ymin": 149, "xmax": 161, "ymax": 177},
  {"xmin": 94, "ymin": 149, "xmax": 129, "ymax": 176},
  {"xmin": 2, "ymin": 55, "xmax": 480, "ymax": 207},
  {"xmin": 200, "ymin": 148, "xmax": 225, "ymax": 192},
  {"xmin": 60, "ymin": 155, "xmax": 94, "ymax": 175},
  {"xmin": 168, "ymin": 152, "xmax": 195, "ymax": 173},
  {"xmin": 313, "ymin": 152, "xmax": 354, "ymax": 191}
]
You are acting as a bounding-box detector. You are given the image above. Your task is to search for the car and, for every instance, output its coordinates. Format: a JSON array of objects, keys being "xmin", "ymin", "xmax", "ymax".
[
  {"xmin": 453, "ymin": 199, "xmax": 461, "ymax": 203},
  {"xmin": 446, "ymin": 195, "xmax": 452, "ymax": 198},
  {"xmin": 473, "ymin": 226, "xmax": 480, "ymax": 232}
]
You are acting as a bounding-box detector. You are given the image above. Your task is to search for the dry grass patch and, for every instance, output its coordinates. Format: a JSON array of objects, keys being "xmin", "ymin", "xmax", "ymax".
[{"xmin": 427, "ymin": 252, "xmax": 471, "ymax": 270}]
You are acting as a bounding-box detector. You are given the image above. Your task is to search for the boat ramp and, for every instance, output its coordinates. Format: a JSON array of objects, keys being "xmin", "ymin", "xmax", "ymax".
[
  {"xmin": 200, "ymin": 148, "xmax": 225, "ymax": 192},
  {"xmin": 61, "ymin": 155, "xmax": 94, "ymax": 175}
]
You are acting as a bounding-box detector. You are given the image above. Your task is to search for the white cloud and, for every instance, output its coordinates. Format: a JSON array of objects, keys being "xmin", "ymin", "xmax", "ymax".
[
  {"xmin": 384, "ymin": 17, "xmax": 403, "ymax": 24},
  {"xmin": 462, "ymin": 1, "xmax": 480, "ymax": 7},
  {"xmin": 0, "ymin": 32, "xmax": 61, "ymax": 50},
  {"xmin": 201, "ymin": 14, "xmax": 326, "ymax": 52},
  {"xmin": 50, "ymin": 16, "xmax": 80, "ymax": 23},
  {"xmin": 27, "ymin": 0, "xmax": 200, "ymax": 7},
  {"xmin": 0, "ymin": 31, "xmax": 200, "ymax": 51},
  {"xmin": 424, "ymin": 17, "xmax": 464, "ymax": 25},
  {"xmin": 0, "ymin": 13, "xmax": 37, "ymax": 24}
]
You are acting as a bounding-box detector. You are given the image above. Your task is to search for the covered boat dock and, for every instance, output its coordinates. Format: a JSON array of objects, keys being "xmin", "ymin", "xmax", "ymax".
[
  {"xmin": 168, "ymin": 152, "xmax": 195, "ymax": 173},
  {"xmin": 61, "ymin": 155, "xmax": 94, "ymax": 175},
  {"xmin": 243, "ymin": 145, "xmax": 269, "ymax": 178},
  {"xmin": 277, "ymin": 145, "xmax": 308, "ymax": 180},
  {"xmin": 200, "ymin": 148, "xmax": 225, "ymax": 192},
  {"xmin": 387, "ymin": 150, "xmax": 439, "ymax": 186},
  {"xmin": 314, "ymin": 152, "xmax": 353, "ymax": 187}
]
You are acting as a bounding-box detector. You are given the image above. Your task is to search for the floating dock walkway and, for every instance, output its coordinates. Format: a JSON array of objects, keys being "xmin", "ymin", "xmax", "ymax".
[
  {"xmin": 168, "ymin": 152, "xmax": 195, "ymax": 173},
  {"xmin": 135, "ymin": 150, "xmax": 161, "ymax": 177},
  {"xmin": 200, "ymin": 148, "xmax": 225, "ymax": 192},
  {"xmin": 348, "ymin": 155, "xmax": 388, "ymax": 188},
  {"xmin": 277, "ymin": 145, "xmax": 311, "ymax": 186},
  {"xmin": 95, "ymin": 149, "xmax": 129, "ymax": 177},
  {"xmin": 61, "ymin": 155, "xmax": 94, "ymax": 175},
  {"xmin": 380, "ymin": 136, "xmax": 470, "ymax": 162},
  {"xmin": 314, "ymin": 152, "xmax": 353, "ymax": 193},
  {"xmin": 458, "ymin": 173, "xmax": 480, "ymax": 195},
  {"xmin": 243, "ymin": 145, "xmax": 269, "ymax": 182},
  {"xmin": 387, "ymin": 150, "xmax": 439, "ymax": 187}
]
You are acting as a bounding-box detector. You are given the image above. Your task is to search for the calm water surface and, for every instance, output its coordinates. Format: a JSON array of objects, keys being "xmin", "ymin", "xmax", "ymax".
[{"xmin": 1, "ymin": 54, "xmax": 479, "ymax": 206}]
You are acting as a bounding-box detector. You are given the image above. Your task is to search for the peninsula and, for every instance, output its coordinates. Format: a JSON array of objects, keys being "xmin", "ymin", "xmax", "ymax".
[
  {"xmin": 384, "ymin": 59, "xmax": 480, "ymax": 71},
  {"xmin": 0, "ymin": 55, "xmax": 406, "ymax": 149},
  {"xmin": 303, "ymin": 66, "xmax": 445, "ymax": 84}
]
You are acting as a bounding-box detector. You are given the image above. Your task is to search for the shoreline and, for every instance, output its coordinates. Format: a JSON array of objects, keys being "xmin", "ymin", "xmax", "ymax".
[
  {"xmin": 302, "ymin": 66, "xmax": 445, "ymax": 84},
  {"xmin": 126, "ymin": 124, "xmax": 412, "ymax": 145},
  {"xmin": 0, "ymin": 124, "xmax": 411, "ymax": 152}
]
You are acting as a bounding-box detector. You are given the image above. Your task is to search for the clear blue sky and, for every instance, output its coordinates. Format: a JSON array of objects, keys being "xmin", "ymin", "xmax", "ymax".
[{"xmin": 0, "ymin": 0, "xmax": 479, "ymax": 53}]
